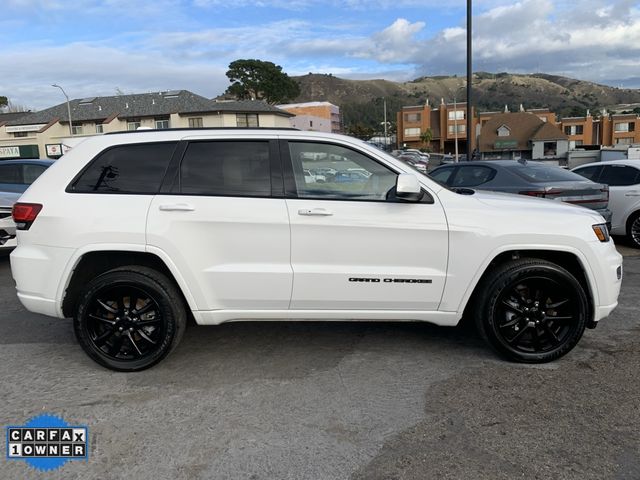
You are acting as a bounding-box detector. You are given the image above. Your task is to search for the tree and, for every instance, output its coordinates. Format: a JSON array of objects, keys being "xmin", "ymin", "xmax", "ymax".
[
  {"xmin": 420, "ymin": 128, "xmax": 433, "ymax": 150},
  {"xmin": 0, "ymin": 96, "xmax": 7, "ymax": 108},
  {"xmin": 225, "ymin": 59, "xmax": 300, "ymax": 104}
]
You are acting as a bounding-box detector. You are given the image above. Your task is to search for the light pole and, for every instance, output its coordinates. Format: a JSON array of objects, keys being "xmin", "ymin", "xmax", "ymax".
[
  {"xmin": 466, "ymin": 0, "xmax": 473, "ymax": 161},
  {"xmin": 383, "ymin": 98, "xmax": 388, "ymax": 149},
  {"xmin": 52, "ymin": 84, "xmax": 73, "ymax": 136}
]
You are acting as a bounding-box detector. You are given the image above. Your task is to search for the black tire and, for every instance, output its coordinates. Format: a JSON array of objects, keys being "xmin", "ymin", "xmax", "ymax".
[
  {"xmin": 474, "ymin": 259, "xmax": 588, "ymax": 363},
  {"xmin": 626, "ymin": 212, "xmax": 640, "ymax": 249},
  {"xmin": 74, "ymin": 266, "xmax": 187, "ymax": 371}
]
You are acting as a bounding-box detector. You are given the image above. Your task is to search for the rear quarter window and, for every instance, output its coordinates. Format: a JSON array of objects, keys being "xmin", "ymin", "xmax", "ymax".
[{"xmin": 69, "ymin": 142, "xmax": 177, "ymax": 193}]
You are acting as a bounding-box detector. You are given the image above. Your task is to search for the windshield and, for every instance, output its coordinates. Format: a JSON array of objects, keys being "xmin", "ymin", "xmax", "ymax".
[{"xmin": 506, "ymin": 164, "xmax": 585, "ymax": 183}]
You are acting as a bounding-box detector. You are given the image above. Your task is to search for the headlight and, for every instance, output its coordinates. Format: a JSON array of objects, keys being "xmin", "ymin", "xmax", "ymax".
[{"xmin": 592, "ymin": 224, "xmax": 610, "ymax": 242}]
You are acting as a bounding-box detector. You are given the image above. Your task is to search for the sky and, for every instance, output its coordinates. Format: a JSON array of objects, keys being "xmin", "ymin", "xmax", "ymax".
[{"xmin": 2, "ymin": 0, "xmax": 640, "ymax": 110}]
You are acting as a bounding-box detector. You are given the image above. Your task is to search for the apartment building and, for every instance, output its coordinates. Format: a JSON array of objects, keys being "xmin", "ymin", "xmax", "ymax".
[
  {"xmin": 0, "ymin": 91, "xmax": 293, "ymax": 159},
  {"xmin": 276, "ymin": 101, "xmax": 342, "ymax": 133},
  {"xmin": 396, "ymin": 100, "xmax": 477, "ymax": 153}
]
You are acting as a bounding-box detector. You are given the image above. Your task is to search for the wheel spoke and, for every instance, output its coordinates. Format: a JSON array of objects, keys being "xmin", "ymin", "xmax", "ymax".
[
  {"xmin": 134, "ymin": 300, "xmax": 153, "ymax": 315},
  {"xmin": 543, "ymin": 323, "xmax": 561, "ymax": 346},
  {"xmin": 89, "ymin": 313, "xmax": 116, "ymax": 326},
  {"xmin": 108, "ymin": 335, "xmax": 125, "ymax": 357},
  {"xmin": 135, "ymin": 328, "xmax": 157, "ymax": 345},
  {"xmin": 97, "ymin": 299, "xmax": 117, "ymax": 314},
  {"xmin": 126, "ymin": 331, "xmax": 143, "ymax": 356},
  {"xmin": 547, "ymin": 316, "xmax": 573, "ymax": 321},
  {"xmin": 499, "ymin": 315, "xmax": 521, "ymax": 328},
  {"xmin": 547, "ymin": 299, "xmax": 569, "ymax": 309},
  {"xmin": 136, "ymin": 318, "xmax": 161, "ymax": 326},
  {"xmin": 506, "ymin": 324, "xmax": 530, "ymax": 345},
  {"xmin": 128, "ymin": 291, "xmax": 138, "ymax": 313},
  {"xmin": 501, "ymin": 299, "xmax": 523, "ymax": 314},
  {"xmin": 530, "ymin": 327, "xmax": 542, "ymax": 352},
  {"xmin": 94, "ymin": 327, "xmax": 116, "ymax": 347}
]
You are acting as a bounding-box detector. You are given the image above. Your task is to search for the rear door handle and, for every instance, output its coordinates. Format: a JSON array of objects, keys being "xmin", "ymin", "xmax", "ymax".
[
  {"xmin": 625, "ymin": 192, "xmax": 640, "ymax": 197},
  {"xmin": 298, "ymin": 208, "xmax": 333, "ymax": 216},
  {"xmin": 159, "ymin": 203, "xmax": 195, "ymax": 212}
]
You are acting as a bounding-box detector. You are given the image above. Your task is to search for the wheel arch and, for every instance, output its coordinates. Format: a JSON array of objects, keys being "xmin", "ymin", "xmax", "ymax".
[
  {"xmin": 61, "ymin": 249, "xmax": 197, "ymax": 318},
  {"xmin": 461, "ymin": 249, "xmax": 596, "ymax": 326}
]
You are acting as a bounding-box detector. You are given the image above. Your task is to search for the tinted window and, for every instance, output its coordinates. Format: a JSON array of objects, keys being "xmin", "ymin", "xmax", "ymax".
[
  {"xmin": 289, "ymin": 142, "xmax": 397, "ymax": 201},
  {"xmin": 573, "ymin": 165, "xmax": 602, "ymax": 181},
  {"xmin": 180, "ymin": 141, "xmax": 270, "ymax": 196},
  {"xmin": 599, "ymin": 165, "xmax": 640, "ymax": 187},
  {"xmin": 430, "ymin": 167, "xmax": 455, "ymax": 186},
  {"xmin": 451, "ymin": 166, "xmax": 496, "ymax": 187},
  {"xmin": 72, "ymin": 142, "xmax": 176, "ymax": 193},
  {"xmin": 0, "ymin": 164, "xmax": 22, "ymax": 184},
  {"xmin": 22, "ymin": 164, "xmax": 47, "ymax": 184},
  {"xmin": 507, "ymin": 164, "xmax": 584, "ymax": 183}
]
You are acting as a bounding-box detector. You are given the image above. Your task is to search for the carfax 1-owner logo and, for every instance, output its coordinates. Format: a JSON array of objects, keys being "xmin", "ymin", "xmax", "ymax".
[{"xmin": 5, "ymin": 414, "xmax": 88, "ymax": 472}]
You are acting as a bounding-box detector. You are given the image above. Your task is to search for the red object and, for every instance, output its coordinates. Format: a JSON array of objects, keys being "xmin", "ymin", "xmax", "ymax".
[{"xmin": 12, "ymin": 203, "xmax": 43, "ymax": 229}]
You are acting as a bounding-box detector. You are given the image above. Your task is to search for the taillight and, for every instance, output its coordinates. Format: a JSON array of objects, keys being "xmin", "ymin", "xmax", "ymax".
[
  {"xmin": 12, "ymin": 203, "xmax": 43, "ymax": 230},
  {"xmin": 601, "ymin": 186, "xmax": 609, "ymax": 201}
]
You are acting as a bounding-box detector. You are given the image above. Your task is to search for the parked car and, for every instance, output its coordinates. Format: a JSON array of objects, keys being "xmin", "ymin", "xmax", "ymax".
[
  {"xmin": 0, "ymin": 159, "xmax": 54, "ymax": 194},
  {"xmin": 404, "ymin": 149, "xmax": 430, "ymax": 161},
  {"xmin": 0, "ymin": 192, "xmax": 20, "ymax": 251},
  {"xmin": 334, "ymin": 170, "xmax": 369, "ymax": 183},
  {"xmin": 11, "ymin": 129, "xmax": 621, "ymax": 370},
  {"xmin": 397, "ymin": 154, "xmax": 428, "ymax": 174},
  {"xmin": 429, "ymin": 160, "xmax": 612, "ymax": 226},
  {"xmin": 572, "ymin": 160, "xmax": 640, "ymax": 248}
]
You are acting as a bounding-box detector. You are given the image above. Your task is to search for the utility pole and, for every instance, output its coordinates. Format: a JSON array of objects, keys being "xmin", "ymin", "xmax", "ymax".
[
  {"xmin": 466, "ymin": 0, "xmax": 473, "ymax": 161},
  {"xmin": 454, "ymin": 96, "xmax": 459, "ymax": 163},
  {"xmin": 383, "ymin": 99, "xmax": 388, "ymax": 150},
  {"xmin": 52, "ymin": 84, "xmax": 73, "ymax": 136}
]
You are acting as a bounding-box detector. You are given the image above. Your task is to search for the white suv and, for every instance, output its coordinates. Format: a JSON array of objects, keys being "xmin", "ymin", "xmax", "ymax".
[{"xmin": 10, "ymin": 129, "xmax": 622, "ymax": 370}]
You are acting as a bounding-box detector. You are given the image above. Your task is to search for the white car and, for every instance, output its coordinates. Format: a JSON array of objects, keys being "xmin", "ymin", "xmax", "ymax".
[
  {"xmin": 10, "ymin": 129, "xmax": 622, "ymax": 370},
  {"xmin": 572, "ymin": 160, "xmax": 640, "ymax": 248},
  {"xmin": 0, "ymin": 192, "xmax": 20, "ymax": 251}
]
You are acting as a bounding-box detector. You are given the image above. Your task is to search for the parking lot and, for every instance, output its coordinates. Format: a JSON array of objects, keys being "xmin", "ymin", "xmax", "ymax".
[{"xmin": 1, "ymin": 245, "xmax": 639, "ymax": 480}]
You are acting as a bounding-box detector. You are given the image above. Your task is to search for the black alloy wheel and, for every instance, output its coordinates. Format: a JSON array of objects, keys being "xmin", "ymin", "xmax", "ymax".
[
  {"xmin": 476, "ymin": 259, "xmax": 588, "ymax": 363},
  {"xmin": 74, "ymin": 266, "xmax": 186, "ymax": 371},
  {"xmin": 629, "ymin": 213, "xmax": 640, "ymax": 249}
]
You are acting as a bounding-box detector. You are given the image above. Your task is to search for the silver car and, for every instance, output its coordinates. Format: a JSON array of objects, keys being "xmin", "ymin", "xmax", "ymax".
[{"xmin": 0, "ymin": 192, "xmax": 20, "ymax": 251}]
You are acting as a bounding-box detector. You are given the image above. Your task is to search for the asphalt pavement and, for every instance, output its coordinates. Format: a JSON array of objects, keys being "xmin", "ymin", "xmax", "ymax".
[{"xmin": 0, "ymin": 244, "xmax": 638, "ymax": 480}]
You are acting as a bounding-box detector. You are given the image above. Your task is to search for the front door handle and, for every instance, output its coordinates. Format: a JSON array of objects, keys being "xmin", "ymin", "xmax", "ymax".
[
  {"xmin": 625, "ymin": 191, "xmax": 640, "ymax": 197},
  {"xmin": 159, "ymin": 203, "xmax": 195, "ymax": 212},
  {"xmin": 298, "ymin": 208, "xmax": 333, "ymax": 216}
]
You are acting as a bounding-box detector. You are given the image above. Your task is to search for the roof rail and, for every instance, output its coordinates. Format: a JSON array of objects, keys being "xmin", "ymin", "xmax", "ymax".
[{"xmin": 104, "ymin": 127, "xmax": 300, "ymax": 135}]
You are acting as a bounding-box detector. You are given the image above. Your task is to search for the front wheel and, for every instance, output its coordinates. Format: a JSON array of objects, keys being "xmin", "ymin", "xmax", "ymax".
[
  {"xmin": 475, "ymin": 259, "xmax": 589, "ymax": 363},
  {"xmin": 627, "ymin": 212, "xmax": 640, "ymax": 249},
  {"xmin": 74, "ymin": 266, "xmax": 187, "ymax": 371}
]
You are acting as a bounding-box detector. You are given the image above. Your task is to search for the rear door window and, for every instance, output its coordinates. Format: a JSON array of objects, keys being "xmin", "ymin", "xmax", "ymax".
[
  {"xmin": 573, "ymin": 165, "xmax": 602, "ymax": 182},
  {"xmin": 180, "ymin": 141, "xmax": 271, "ymax": 197},
  {"xmin": 599, "ymin": 165, "xmax": 640, "ymax": 186},
  {"xmin": 70, "ymin": 142, "xmax": 177, "ymax": 193},
  {"xmin": 451, "ymin": 166, "xmax": 496, "ymax": 187},
  {"xmin": 0, "ymin": 164, "xmax": 22, "ymax": 184}
]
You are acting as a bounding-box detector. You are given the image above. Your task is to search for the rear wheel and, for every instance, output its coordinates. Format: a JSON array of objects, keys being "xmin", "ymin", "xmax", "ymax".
[
  {"xmin": 475, "ymin": 259, "xmax": 588, "ymax": 363},
  {"xmin": 74, "ymin": 266, "xmax": 186, "ymax": 371},
  {"xmin": 627, "ymin": 212, "xmax": 640, "ymax": 249}
]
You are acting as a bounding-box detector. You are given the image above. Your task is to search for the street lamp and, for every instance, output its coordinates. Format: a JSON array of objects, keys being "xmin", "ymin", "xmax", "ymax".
[{"xmin": 52, "ymin": 84, "xmax": 73, "ymax": 136}]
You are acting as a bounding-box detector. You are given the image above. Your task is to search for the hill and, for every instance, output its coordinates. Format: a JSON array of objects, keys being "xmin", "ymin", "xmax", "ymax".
[{"xmin": 292, "ymin": 73, "xmax": 640, "ymax": 132}]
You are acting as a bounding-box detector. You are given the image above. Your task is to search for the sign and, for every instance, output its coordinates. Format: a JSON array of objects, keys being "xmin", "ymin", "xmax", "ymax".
[
  {"xmin": 5, "ymin": 124, "xmax": 46, "ymax": 133},
  {"xmin": 0, "ymin": 145, "xmax": 39, "ymax": 159},
  {"xmin": 6, "ymin": 414, "xmax": 89, "ymax": 472},
  {"xmin": 494, "ymin": 140, "xmax": 518, "ymax": 149},
  {"xmin": 46, "ymin": 144, "xmax": 63, "ymax": 157},
  {"xmin": 0, "ymin": 146, "xmax": 20, "ymax": 158}
]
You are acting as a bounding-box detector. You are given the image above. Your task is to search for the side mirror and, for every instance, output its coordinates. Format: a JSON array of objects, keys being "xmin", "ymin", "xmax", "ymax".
[{"xmin": 395, "ymin": 173, "xmax": 423, "ymax": 201}]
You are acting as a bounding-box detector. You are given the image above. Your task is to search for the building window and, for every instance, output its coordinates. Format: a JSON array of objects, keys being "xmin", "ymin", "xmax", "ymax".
[
  {"xmin": 614, "ymin": 122, "xmax": 635, "ymax": 133},
  {"xmin": 448, "ymin": 124, "xmax": 465, "ymax": 134},
  {"xmin": 155, "ymin": 117, "xmax": 170, "ymax": 129},
  {"xmin": 564, "ymin": 125, "xmax": 584, "ymax": 135},
  {"xmin": 96, "ymin": 124, "xmax": 104, "ymax": 134},
  {"xmin": 127, "ymin": 119, "xmax": 141, "ymax": 131},
  {"xmin": 404, "ymin": 113, "xmax": 421, "ymax": 122},
  {"xmin": 13, "ymin": 131, "xmax": 28, "ymax": 138},
  {"xmin": 448, "ymin": 110, "xmax": 465, "ymax": 120},
  {"xmin": 497, "ymin": 125, "xmax": 510, "ymax": 137},
  {"xmin": 188, "ymin": 117, "xmax": 203, "ymax": 128},
  {"xmin": 404, "ymin": 127, "xmax": 421, "ymax": 137},
  {"xmin": 543, "ymin": 142, "xmax": 557, "ymax": 156},
  {"xmin": 616, "ymin": 137, "xmax": 633, "ymax": 145},
  {"xmin": 72, "ymin": 125, "xmax": 84, "ymax": 135},
  {"xmin": 236, "ymin": 113, "xmax": 259, "ymax": 127},
  {"xmin": 309, "ymin": 120, "xmax": 313, "ymax": 127},
  {"xmin": 575, "ymin": 140, "xmax": 583, "ymax": 146}
]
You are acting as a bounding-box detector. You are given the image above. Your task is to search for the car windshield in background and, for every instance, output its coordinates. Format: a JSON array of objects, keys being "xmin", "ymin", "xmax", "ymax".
[{"xmin": 506, "ymin": 164, "xmax": 584, "ymax": 183}]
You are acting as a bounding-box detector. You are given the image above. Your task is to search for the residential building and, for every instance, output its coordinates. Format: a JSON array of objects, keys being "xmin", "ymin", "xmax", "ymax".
[
  {"xmin": 478, "ymin": 112, "xmax": 569, "ymax": 160},
  {"xmin": 396, "ymin": 100, "xmax": 477, "ymax": 153},
  {"xmin": 0, "ymin": 90, "xmax": 293, "ymax": 160},
  {"xmin": 276, "ymin": 101, "xmax": 342, "ymax": 133}
]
